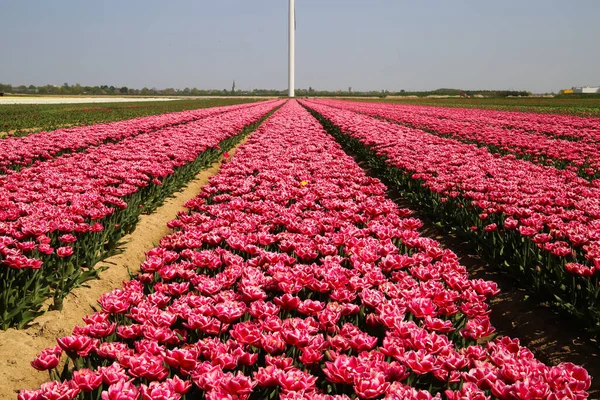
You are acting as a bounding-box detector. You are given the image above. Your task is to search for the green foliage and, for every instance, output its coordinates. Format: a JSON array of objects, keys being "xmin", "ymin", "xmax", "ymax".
[
  {"xmin": 0, "ymin": 98, "xmax": 259, "ymax": 136},
  {"xmin": 0, "ymin": 82, "xmax": 284, "ymax": 97}
]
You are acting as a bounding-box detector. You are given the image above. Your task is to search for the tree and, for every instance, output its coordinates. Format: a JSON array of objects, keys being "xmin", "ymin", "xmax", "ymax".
[
  {"xmin": 71, "ymin": 83, "xmax": 83, "ymax": 95},
  {"xmin": 47, "ymin": 85, "xmax": 60, "ymax": 95},
  {"xmin": 119, "ymin": 86, "xmax": 129, "ymax": 94}
]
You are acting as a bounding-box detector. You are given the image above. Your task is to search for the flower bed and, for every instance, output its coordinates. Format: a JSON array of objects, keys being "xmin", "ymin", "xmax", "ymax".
[
  {"xmin": 313, "ymin": 99, "xmax": 600, "ymax": 178},
  {"xmin": 0, "ymin": 101, "xmax": 273, "ymax": 173},
  {"xmin": 328, "ymin": 99, "xmax": 600, "ymax": 142},
  {"xmin": 302, "ymin": 100, "xmax": 600, "ymax": 339},
  {"xmin": 20, "ymin": 101, "xmax": 591, "ymax": 400},
  {"xmin": 0, "ymin": 100, "xmax": 283, "ymax": 329}
]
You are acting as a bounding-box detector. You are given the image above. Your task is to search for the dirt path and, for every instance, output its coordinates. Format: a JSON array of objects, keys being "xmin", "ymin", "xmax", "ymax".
[{"xmin": 0, "ymin": 138, "xmax": 248, "ymax": 399}]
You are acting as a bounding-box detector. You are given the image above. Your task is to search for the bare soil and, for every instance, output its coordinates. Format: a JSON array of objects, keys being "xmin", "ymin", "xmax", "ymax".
[{"xmin": 0, "ymin": 139, "xmax": 248, "ymax": 399}]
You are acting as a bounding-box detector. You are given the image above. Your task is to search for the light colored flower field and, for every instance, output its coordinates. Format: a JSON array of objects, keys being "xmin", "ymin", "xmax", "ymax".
[{"xmin": 0, "ymin": 96, "xmax": 178, "ymax": 105}]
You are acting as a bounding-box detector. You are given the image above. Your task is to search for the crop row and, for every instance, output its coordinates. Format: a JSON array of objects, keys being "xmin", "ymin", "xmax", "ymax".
[
  {"xmin": 0, "ymin": 100, "xmax": 283, "ymax": 329},
  {"xmin": 317, "ymin": 99, "xmax": 600, "ymax": 179},
  {"xmin": 21, "ymin": 101, "xmax": 591, "ymax": 400},
  {"xmin": 302, "ymin": 100, "xmax": 600, "ymax": 340},
  {"xmin": 343, "ymin": 100, "xmax": 600, "ymax": 141},
  {"xmin": 0, "ymin": 101, "xmax": 270, "ymax": 174},
  {"xmin": 0, "ymin": 98, "xmax": 261, "ymax": 136}
]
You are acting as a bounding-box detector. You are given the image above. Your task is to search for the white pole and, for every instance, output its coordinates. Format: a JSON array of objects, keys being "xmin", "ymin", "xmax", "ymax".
[{"xmin": 288, "ymin": 0, "xmax": 295, "ymax": 98}]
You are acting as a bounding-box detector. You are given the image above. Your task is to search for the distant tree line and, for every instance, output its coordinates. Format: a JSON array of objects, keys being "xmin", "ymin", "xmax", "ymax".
[
  {"xmin": 0, "ymin": 83, "xmax": 531, "ymax": 98},
  {"xmin": 0, "ymin": 83, "xmax": 265, "ymax": 96},
  {"xmin": 296, "ymin": 88, "xmax": 532, "ymax": 98}
]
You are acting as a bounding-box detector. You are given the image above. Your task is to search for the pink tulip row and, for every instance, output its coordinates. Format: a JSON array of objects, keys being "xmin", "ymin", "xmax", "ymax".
[
  {"xmin": 327, "ymin": 100, "xmax": 600, "ymax": 142},
  {"xmin": 21, "ymin": 101, "xmax": 591, "ymax": 400},
  {"xmin": 312, "ymin": 99, "xmax": 600, "ymax": 177},
  {"xmin": 0, "ymin": 100, "xmax": 273, "ymax": 174},
  {"xmin": 0, "ymin": 100, "xmax": 281, "ymax": 271},
  {"xmin": 0, "ymin": 100, "xmax": 283, "ymax": 328},
  {"xmin": 301, "ymin": 100, "xmax": 600, "ymax": 337},
  {"xmin": 303, "ymin": 100, "xmax": 600, "ymax": 272}
]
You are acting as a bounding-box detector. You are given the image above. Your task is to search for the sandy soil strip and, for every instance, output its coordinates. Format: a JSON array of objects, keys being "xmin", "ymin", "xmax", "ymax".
[{"xmin": 0, "ymin": 137, "xmax": 249, "ymax": 398}]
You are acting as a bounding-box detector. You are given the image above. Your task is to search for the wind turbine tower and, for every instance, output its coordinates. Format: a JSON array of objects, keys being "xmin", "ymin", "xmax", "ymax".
[{"xmin": 288, "ymin": 0, "xmax": 295, "ymax": 98}]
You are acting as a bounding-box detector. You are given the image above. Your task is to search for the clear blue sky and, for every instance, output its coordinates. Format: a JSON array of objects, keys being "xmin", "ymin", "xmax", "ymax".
[{"xmin": 2, "ymin": 0, "xmax": 598, "ymax": 93}]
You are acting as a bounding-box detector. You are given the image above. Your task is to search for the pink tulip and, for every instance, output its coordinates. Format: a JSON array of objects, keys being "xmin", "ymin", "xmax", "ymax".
[
  {"xmin": 31, "ymin": 346, "xmax": 62, "ymax": 371},
  {"xmin": 101, "ymin": 380, "xmax": 139, "ymax": 400},
  {"xmin": 37, "ymin": 380, "xmax": 80, "ymax": 400},
  {"xmin": 71, "ymin": 368, "xmax": 102, "ymax": 392}
]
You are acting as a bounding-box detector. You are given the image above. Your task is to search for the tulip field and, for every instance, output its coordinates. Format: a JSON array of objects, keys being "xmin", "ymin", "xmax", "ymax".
[
  {"xmin": 303, "ymin": 99, "xmax": 600, "ymax": 335},
  {"xmin": 0, "ymin": 98, "xmax": 260, "ymax": 137},
  {"xmin": 311, "ymin": 99, "xmax": 600, "ymax": 177},
  {"xmin": 7, "ymin": 100, "xmax": 599, "ymax": 398},
  {"xmin": 0, "ymin": 100, "xmax": 283, "ymax": 328},
  {"xmin": 353, "ymin": 97, "xmax": 600, "ymax": 118}
]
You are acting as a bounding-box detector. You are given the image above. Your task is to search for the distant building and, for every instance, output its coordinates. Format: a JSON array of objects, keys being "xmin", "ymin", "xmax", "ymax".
[
  {"xmin": 232, "ymin": 80, "xmax": 236, "ymax": 93},
  {"xmin": 572, "ymin": 86, "xmax": 600, "ymax": 94}
]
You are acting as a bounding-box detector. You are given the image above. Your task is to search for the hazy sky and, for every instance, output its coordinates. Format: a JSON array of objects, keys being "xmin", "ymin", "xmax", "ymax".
[{"xmin": 2, "ymin": 0, "xmax": 598, "ymax": 93}]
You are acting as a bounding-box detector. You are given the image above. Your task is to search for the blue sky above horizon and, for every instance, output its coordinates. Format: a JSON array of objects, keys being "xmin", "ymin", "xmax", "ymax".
[{"xmin": 2, "ymin": 0, "xmax": 598, "ymax": 93}]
